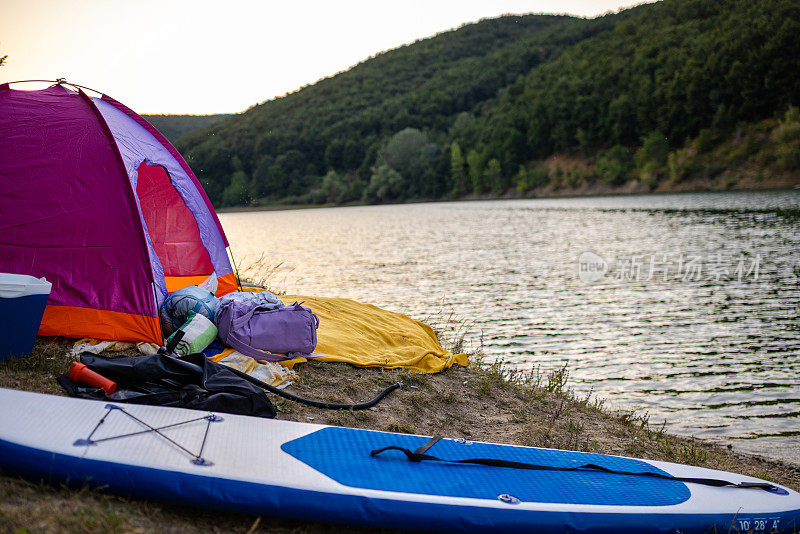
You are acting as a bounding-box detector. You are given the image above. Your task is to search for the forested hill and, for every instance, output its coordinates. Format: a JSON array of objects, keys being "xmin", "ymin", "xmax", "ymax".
[
  {"xmin": 142, "ymin": 114, "xmax": 231, "ymax": 143},
  {"xmin": 177, "ymin": 0, "xmax": 800, "ymax": 208}
]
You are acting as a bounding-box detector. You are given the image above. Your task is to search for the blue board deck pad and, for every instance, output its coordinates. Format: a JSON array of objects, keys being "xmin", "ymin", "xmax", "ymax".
[
  {"xmin": 281, "ymin": 427, "xmax": 691, "ymax": 506},
  {"xmin": 0, "ymin": 388, "xmax": 798, "ymax": 533}
]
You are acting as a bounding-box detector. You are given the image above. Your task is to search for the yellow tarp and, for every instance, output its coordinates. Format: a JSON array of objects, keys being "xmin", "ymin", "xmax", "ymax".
[{"xmin": 273, "ymin": 295, "xmax": 468, "ymax": 373}]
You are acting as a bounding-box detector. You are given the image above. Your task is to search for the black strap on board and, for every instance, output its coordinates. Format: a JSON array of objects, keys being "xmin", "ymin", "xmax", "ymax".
[{"xmin": 370, "ymin": 436, "xmax": 780, "ymax": 492}]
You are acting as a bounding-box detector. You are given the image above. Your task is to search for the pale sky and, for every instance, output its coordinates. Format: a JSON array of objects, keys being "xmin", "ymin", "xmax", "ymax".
[{"xmin": 2, "ymin": 0, "xmax": 651, "ymax": 114}]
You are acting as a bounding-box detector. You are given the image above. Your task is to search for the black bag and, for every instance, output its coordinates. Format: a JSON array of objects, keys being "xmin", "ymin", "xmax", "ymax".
[{"xmin": 58, "ymin": 352, "xmax": 276, "ymax": 418}]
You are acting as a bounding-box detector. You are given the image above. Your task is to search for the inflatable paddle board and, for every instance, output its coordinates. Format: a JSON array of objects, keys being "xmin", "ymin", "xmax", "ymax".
[{"xmin": 0, "ymin": 387, "xmax": 798, "ymax": 533}]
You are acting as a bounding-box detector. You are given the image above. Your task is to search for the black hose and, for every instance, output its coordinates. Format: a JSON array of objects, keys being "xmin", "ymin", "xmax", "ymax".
[{"xmin": 222, "ymin": 362, "xmax": 402, "ymax": 410}]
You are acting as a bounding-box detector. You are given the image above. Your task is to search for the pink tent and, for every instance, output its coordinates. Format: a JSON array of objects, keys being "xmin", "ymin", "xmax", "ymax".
[{"xmin": 0, "ymin": 81, "xmax": 237, "ymax": 342}]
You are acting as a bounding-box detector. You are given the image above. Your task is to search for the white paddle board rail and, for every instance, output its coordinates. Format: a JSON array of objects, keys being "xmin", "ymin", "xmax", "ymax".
[{"xmin": 0, "ymin": 388, "xmax": 798, "ymax": 533}]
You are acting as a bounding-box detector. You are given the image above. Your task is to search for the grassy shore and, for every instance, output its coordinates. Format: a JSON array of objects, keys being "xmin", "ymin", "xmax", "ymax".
[{"xmin": 1, "ymin": 337, "xmax": 798, "ymax": 533}]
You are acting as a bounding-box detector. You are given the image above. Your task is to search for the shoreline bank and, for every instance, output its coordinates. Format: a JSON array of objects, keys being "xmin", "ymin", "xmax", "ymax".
[
  {"xmin": 0, "ymin": 337, "xmax": 797, "ymax": 532},
  {"xmin": 217, "ymin": 180, "xmax": 800, "ymax": 214}
]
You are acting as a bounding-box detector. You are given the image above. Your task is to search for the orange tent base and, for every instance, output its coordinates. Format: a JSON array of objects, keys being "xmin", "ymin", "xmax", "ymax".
[
  {"xmin": 38, "ymin": 305, "xmax": 162, "ymax": 344},
  {"xmin": 38, "ymin": 273, "xmax": 238, "ymax": 344},
  {"xmin": 164, "ymin": 272, "xmax": 238, "ymax": 296}
]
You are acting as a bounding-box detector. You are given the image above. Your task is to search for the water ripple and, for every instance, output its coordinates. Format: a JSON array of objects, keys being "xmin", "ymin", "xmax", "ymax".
[{"xmin": 221, "ymin": 190, "xmax": 800, "ymax": 464}]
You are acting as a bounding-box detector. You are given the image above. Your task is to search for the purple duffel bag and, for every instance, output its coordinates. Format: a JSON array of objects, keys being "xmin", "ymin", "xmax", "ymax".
[{"xmin": 216, "ymin": 300, "xmax": 319, "ymax": 361}]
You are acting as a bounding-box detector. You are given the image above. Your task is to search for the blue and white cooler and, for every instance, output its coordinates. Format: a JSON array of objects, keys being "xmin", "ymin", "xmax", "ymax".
[{"xmin": 0, "ymin": 273, "xmax": 52, "ymax": 360}]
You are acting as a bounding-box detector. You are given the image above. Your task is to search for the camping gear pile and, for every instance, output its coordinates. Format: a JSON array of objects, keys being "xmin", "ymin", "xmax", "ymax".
[
  {"xmin": 57, "ymin": 283, "xmax": 389, "ymax": 417},
  {"xmin": 60, "ymin": 284, "xmax": 408, "ymax": 416},
  {"xmin": 159, "ymin": 285, "xmax": 319, "ymax": 360},
  {"xmin": 0, "ymin": 80, "xmax": 467, "ymax": 422}
]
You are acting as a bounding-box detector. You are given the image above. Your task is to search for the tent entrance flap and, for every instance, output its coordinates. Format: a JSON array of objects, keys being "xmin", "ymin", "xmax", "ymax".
[{"xmin": 136, "ymin": 162, "xmax": 214, "ymax": 278}]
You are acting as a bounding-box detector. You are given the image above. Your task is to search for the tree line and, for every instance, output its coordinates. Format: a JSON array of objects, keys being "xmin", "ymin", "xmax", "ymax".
[
  {"xmin": 175, "ymin": 0, "xmax": 800, "ymax": 207},
  {"xmin": 142, "ymin": 114, "xmax": 232, "ymax": 144}
]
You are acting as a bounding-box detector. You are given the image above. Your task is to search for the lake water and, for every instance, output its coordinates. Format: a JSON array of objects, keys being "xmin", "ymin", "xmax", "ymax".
[{"xmin": 219, "ymin": 190, "xmax": 800, "ymax": 464}]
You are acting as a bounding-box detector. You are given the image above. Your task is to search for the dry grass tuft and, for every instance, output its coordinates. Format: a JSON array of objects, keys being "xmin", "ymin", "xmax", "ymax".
[{"xmin": 235, "ymin": 253, "xmax": 291, "ymax": 295}]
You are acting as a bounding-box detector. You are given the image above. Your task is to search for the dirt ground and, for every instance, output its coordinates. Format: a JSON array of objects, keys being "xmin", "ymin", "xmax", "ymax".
[{"xmin": 0, "ymin": 337, "xmax": 797, "ymax": 533}]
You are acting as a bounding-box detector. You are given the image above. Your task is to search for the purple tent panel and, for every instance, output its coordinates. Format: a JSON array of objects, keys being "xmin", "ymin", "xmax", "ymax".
[{"xmin": 0, "ymin": 84, "xmax": 157, "ymax": 316}]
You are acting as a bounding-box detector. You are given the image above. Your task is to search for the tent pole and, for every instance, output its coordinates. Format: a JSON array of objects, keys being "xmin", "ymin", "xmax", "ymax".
[
  {"xmin": 228, "ymin": 247, "xmax": 244, "ymax": 292},
  {"xmin": 5, "ymin": 79, "xmax": 105, "ymax": 96}
]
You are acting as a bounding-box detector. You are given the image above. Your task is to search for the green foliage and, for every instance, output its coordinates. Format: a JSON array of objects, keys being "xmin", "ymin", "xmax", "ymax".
[
  {"xmin": 377, "ymin": 128, "xmax": 443, "ymax": 198},
  {"xmin": 176, "ymin": 0, "xmax": 800, "ymax": 207},
  {"xmin": 485, "ymin": 158, "xmax": 504, "ymax": 194},
  {"xmin": 471, "ymin": 0, "xmax": 800, "ymax": 174},
  {"xmin": 667, "ymin": 148, "xmax": 699, "ymax": 182},
  {"xmin": 466, "ymin": 149, "xmax": 487, "ymax": 193},
  {"xmin": 596, "ymin": 145, "xmax": 633, "ymax": 185},
  {"xmin": 261, "ymin": 150, "xmax": 308, "ymax": 198},
  {"xmin": 177, "ymin": 14, "xmax": 588, "ymax": 206},
  {"xmin": 142, "ymin": 114, "xmax": 231, "ymax": 143},
  {"xmin": 221, "ymin": 170, "xmax": 250, "ymax": 206},
  {"xmin": 635, "ymin": 131, "xmax": 670, "ymax": 187},
  {"xmin": 379, "ymin": 128, "xmax": 429, "ymax": 174},
  {"xmin": 563, "ymin": 166, "xmax": 591, "ymax": 188},
  {"xmin": 449, "ymin": 141, "xmax": 468, "ymax": 196},
  {"xmin": 348, "ymin": 176, "xmax": 367, "ymax": 202},
  {"xmin": 635, "ymin": 132, "xmax": 669, "ymax": 169},
  {"xmin": 313, "ymin": 170, "xmax": 349, "ymax": 204},
  {"xmin": 515, "ymin": 164, "xmax": 549, "ymax": 192},
  {"xmin": 693, "ymin": 129, "xmax": 724, "ymax": 154},
  {"xmin": 0, "ymin": 54, "xmax": 6, "ymax": 68},
  {"xmin": 365, "ymin": 165, "xmax": 405, "ymax": 202},
  {"xmin": 551, "ymin": 165, "xmax": 564, "ymax": 187},
  {"xmin": 774, "ymin": 106, "xmax": 800, "ymax": 170}
]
